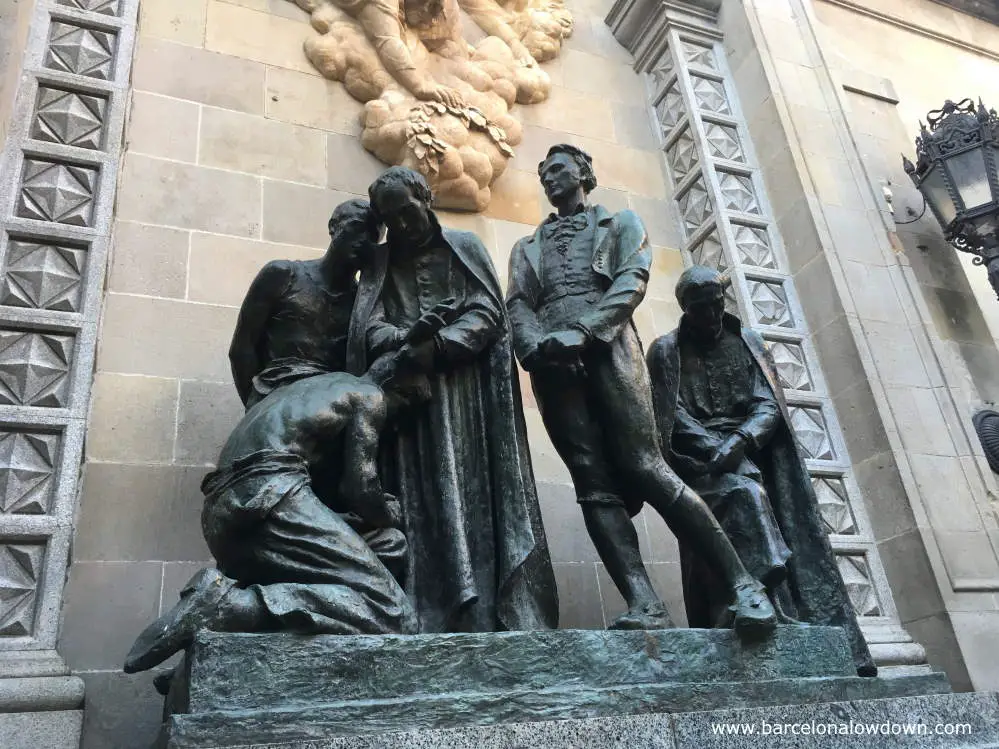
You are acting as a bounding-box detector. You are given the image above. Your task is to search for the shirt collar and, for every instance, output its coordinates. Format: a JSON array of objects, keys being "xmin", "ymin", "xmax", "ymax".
[{"xmin": 544, "ymin": 201, "xmax": 590, "ymax": 224}]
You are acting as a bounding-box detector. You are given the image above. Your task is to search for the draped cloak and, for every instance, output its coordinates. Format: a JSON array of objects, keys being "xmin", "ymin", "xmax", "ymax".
[
  {"xmin": 647, "ymin": 318, "xmax": 876, "ymax": 675},
  {"xmin": 346, "ymin": 226, "xmax": 558, "ymax": 633}
]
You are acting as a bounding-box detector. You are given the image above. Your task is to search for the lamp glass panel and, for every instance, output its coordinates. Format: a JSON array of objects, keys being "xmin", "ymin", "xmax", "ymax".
[
  {"xmin": 921, "ymin": 164, "xmax": 958, "ymax": 225},
  {"xmin": 947, "ymin": 146, "xmax": 992, "ymax": 210}
]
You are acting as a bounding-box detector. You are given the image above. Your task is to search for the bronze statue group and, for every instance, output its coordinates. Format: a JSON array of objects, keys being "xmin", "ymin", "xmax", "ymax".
[{"xmin": 124, "ymin": 145, "xmax": 876, "ymax": 688}]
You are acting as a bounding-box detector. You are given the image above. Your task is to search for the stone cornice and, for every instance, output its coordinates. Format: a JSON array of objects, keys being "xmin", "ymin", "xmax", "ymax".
[
  {"xmin": 820, "ymin": 0, "xmax": 999, "ymax": 64},
  {"xmin": 607, "ymin": 0, "xmax": 721, "ymax": 71}
]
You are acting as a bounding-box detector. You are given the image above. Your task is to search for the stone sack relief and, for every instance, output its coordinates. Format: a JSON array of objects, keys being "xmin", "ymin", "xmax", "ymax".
[{"xmin": 287, "ymin": 0, "xmax": 572, "ymax": 210}]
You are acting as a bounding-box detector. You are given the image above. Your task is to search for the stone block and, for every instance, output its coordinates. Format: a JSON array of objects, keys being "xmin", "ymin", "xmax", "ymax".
[
  {"xmin": 0, "ymin": 710, "xmax": 82, "ymax": 749},
  {"xmin": 127, "ymin": 92, "xmax": 200, "ymax": 162},
  {"xmin": 821, "ymin": 204, "xmax": 886, "ymax": 265},
  {"xmin": 133, "ymin": 38, "xmax": 266, "ymax": 114},
  {"xmin": 522, "ymin": 408, "xmax": 572, "ymax": 484},
  {"xmin": 205, "ymin": 0, "xmax": 318, "ymax": 75},
  {"xmin": 863, "ymin": 321, "xmax": 932, "ymax": 388},
  {"xmin": 884, "ymin": 387, "xmax": 957, "ymax": 458},
  {"xmin": 575, "ymin": 135, "xmax": 666, "ymax": 198},
  {"xmin": 613, "ymin": 103, "xmax": 658, "ymax": 151},
  {"xmin": 263, "ymin": 181, "xmax": 361, "ymax": 248},
  {"xmin": 791, "ymin": 254, "xmax": 846, "ymax": 334},
  {"xmin": 510, "ymin": 124, "xmax": 580, "ymax": 172},
  {"xmin": 552, "ymin": 562, "xmax": 604, "ymax": 629},
  {"xmin": 909, "ymin": 455, "xmax": 984, "ymax": 532},
  {"xmin": 518, "ymin": 86, "xmax": 617, "ymax": 142},
  {"xmin": 559, "ymin": 49, "xmax": 647, "ymax": 104},
  {"xmin": 905, "ymin": 612, "xmax": 973, "ymax": 693},
  {"xmin": 118, "ymin": 154, "xmax": 261, "ymax": 238},
  {"xmin": 86, "ymin": 373, "xmax": 177, "ymax": 462},
  {"xmin": 948, "ymin": 612, "xmax": 999, "ymax": 692},
  {"xmin": 924, "ymin": 285, "xmax": 995, "ymax": 345},
  {"xmin": 841, "ymin": 260, "xmax": 905, "ymax": 323},
  {"xmin": 266, "ymin": 66, "xmax": 364, "ymax": 135},
  {"xmin": 75, "ymin": 463, "xmax": 210, "ymax": 562},
  {"xmin": 484, "ymin": 168, "xmax": 543, "ymax": 225},
  {"xmin": 139, "ymin": 0, "xmax": 208, "ymax": 47},
  {"xmin": 59, "ymin": 561, "xmax": 163, "ymax": 671},
  {"xmin": 110, "ymin": 221, "xmax": 189, "ymax": 299},
  {"xmin": 98, "ymin": 294, "xmax": 237, "ymax": 381},
  {"xmin": 327, "ymin": 133, "xmax": 389, "ymax": 195},
  {"xmin": 810, "ymin": 314, "xmax": 865, "ymax": 398},
  {"xmin": 876, "ymin": 530, "xmax": 945, "ymax": 624},
  {"xmin": 80, "ymin": 670, "xmax": 167, "ymax": 749},
  {"xmin": 852, "ymin": 452, "xmax": 916, "ymax": 540},
  {"xmin": 491, "ymin": 218, "xmax": 534, "ymax": 261},
  {"xmin": 935, "ymin": 531, "xmax": 999, "ymax": 590},
  {"xmin": 589, "ymin": 186, "xmax": 629, "ymax": 214},
  {"xmin": 644, "ymin": 506, "xmax": 681, "ymax": 564},
  {"xmin": 956, "ymin": 342, "xmax": 999, "ymax": 404},
  {"xmin": 223, "ymin": 0, "xmax": 311, "ymax": 20},
  {"xmin": 175, "ymin": 380, "xmax": 244, "ymax": 462},
  {"xmin": 188, "ymin": 233, "xmax": 320, "ymax": 307},
  {"xmin": 537, "ymin": 481, "xmax": 599, "ymax": 563},
  {"xmin": 199, "ymin": 107, "xmax": 326, "ymax": 184},
  {"xmin": 630, "ymin": 195, "xmax": 681, "ymax": 248},
  {"xmin": 830, "ymin": 380, "xmax": 891, "ymax": 465},
  {"xmin": 773, "ymin": 194, "xmax": 823, "ymax": 270},
  {"xmin": 570, "ymin": 14, "xmax": 634, "ymax": 64}
]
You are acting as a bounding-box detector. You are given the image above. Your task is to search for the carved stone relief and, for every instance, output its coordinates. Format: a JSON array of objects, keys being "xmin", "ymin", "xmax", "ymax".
[{"xmin": 285, "ymin": 0, "xmax": 573, "ymax": 210}]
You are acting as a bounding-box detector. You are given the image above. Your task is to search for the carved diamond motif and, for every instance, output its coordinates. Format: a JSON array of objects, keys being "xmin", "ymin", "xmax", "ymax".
[
  {"xmin": 837, "ymin": 554, "xmax": 881, "ymax": 617},
  {"xmin": 32, "ymin": 86, "xmax": 107, "ymax": 150},
  {"xmin": 677, "ymin": 177, "xmax": 712, "ymax": 236},
  {"xmin": 789, "ymin": 406, "xmax": 835, "ymax": 460},
  {"xmin": 704, "ymin": 121, "xmax": 743, "ymax": 161},
  {"xmin": 57, "ymin": 0, "xmax": 121, "ymax": 14},
  {"xmin": 682, "ymin": 41, "xmax": 716, "ymax": 69},
  {"xmin": 691, "ymin": 75, "xmax": 730, "ymax": 114},
  {"xmin": 16, "ymin": 160, "xmax": 96, "ymax": 227},
  {"xmin": 650, "ymin": 51, "xmax": 675, "ymax": 90},
  {"xmin": 0, "ymin": 431, "xmax": 59, "ymax": 515},
  {"xmin": 718, "ymin": 172, "xmax": 761, "ymax": 214},
  {"xmin": 768, "ymin": 340, "xmax": 812, "ymax": 391},
  {"xmin": 690, "ymin": 230, "xmax": 727, "ymax": 272},
  {"xmin": 732, "ymin": 224, "xmax": 775, "ymax": 268},
  {"xmin": 45, "ymin": 22, "xmax": 116, "ymax": 80},
  {"xmin": 748, "ymin": 279, "xmax": 793, "ymax": 327},
  {"xmin": 0, "ymin": 543, "xmax": 45, "ymax": 636},
  {"xmin": 0, "ymin": 330, "xmax": 74, "ymax": 408},
  {"xmin": 666, "ymin": 127, "xmax": 698, "ymax": 182},
  {"xmin": 655, "ymin": 83, "xmax": 685, "ymax": 138},
  {"xmin": 2, "ymin": 241, "xmax": 86, "ymax": 312},
  {"xmin": 813, "ymin": 477, "xmax": 856, "ymax": 535}
]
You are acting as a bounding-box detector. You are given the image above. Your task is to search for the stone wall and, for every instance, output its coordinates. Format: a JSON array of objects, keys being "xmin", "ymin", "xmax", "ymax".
[{"xmin": 61, "ymin": 0, "xmax": 687, "ymax": 746}]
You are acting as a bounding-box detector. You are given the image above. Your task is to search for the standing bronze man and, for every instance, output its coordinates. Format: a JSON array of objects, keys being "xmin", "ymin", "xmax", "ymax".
[
  {"xmin": 647, "ymin": 265, "xmax": 876, "ymax": 675},
  {"xmin": 506, "ymin": 144, "xmax": 776, "ymax": 635}
]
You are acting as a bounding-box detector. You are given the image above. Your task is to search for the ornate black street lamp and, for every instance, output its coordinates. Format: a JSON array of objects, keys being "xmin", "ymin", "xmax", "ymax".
[{"xmin": 903, "ymin": 99, "xmax": 999, "ymax": 299}]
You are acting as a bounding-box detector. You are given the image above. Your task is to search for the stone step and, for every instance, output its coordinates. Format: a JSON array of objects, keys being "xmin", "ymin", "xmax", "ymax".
[
  {"xmin": 163, "ymin": 673, "xmax": 955, "ymax": 749},
  {"xmin": 182, "ymin": 626, "xmax": 857, "ymax": 713}
]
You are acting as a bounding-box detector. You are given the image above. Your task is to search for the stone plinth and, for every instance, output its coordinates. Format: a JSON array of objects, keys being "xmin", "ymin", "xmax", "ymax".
[{"xmin": 159, "ymin": 627, "xmax": 954, "ymax": 748}]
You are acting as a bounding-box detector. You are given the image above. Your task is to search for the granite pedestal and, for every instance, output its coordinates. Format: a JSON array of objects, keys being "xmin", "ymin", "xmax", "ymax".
[{"xmin": 156, "ymin": 626, "xmax": 984, "ymax": 748}]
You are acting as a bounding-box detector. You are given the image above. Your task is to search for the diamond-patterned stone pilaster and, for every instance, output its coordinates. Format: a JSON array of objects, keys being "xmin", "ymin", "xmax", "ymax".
[
  {"xmin": 655, "ymin": 83, "xmax": 685, "ymax": 138},
  {"xmin": 16, "ymin": 159, "xmax": 97, "ymax": 227},
  {"xmin": 677, "ymin": 177, "xmax": 712, "ymax": 235},
  {"xmin": 650, "ymin": 51, "xmax": 674, "ymax": 89},
  {"xmin": 813, "ymin": 476, "xmax": 857, "ymax": 535},
  {"xmin": 838, "ymin": 554, "xmax": 881, "ymax": 617},
  {"xmin": 690, "ymin": 75, "xmax": 730, "ymax": 114},
  {"xmin": 718, "ymin": 171, "xmax": 760, "ymax": 214},
  {"xmin": 45, "ymin": 22, "xmax": 117, "ymax": 80},
  {"xmin": 748, "ymin": 278, "xmax": 793, "ymax": 327},
  {"xmin": 1, "ymin": 240, "xmax": 86, "ymax": 313},
  {"xmin": 57, "ymin": 0, "xmax": 121, "ymax": 13},
  {"xmin": 0, "ymin": 431, "xmax": 60, "ymax": 515},
  {"xmin": 0, "ymin": 330, "xmax": 74, "ymax": 408},
  {"xmin": 31, "ymin": 86, "xmax": 107, "ymax": 150},
  {"xmin": 789, "ymin": 406, "xmax": 835, "ymax": 461},
  {"xmin": 732, "ymin": 223, "xmax": 775, "ymax": 268},
  {"xmin": 690, "ymin": 230, "xmax": 727, "ymax": 271},
  {"xmin": 704, "ymin": 121, "xmax": 742, "ymax": 161},
  {"xmin": 681, "ymin": 40, "xmax": 716, "ymax": 69},
  {"xmin": 0, "ymin": 543, "xmax": 46, "ymax": 636},
  {"xmin": 666, "ymin": 126, "xmax": 698, "ymax": 180},
  {"xmin": 768, "ymin": 340, "xmax": 812, "ymax": 391}
]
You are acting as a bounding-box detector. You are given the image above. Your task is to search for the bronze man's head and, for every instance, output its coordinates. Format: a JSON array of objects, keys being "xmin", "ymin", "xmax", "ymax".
[
  {"xmin": 327, "ymin": 198, "xmax": 378, "ymax": 270},
  {"xmin": 538, "ymin": 144, "xmax": 597, "ymax": 206},
  {"xmin": 368, "ymin": 167, "xmax": 435, "ymax": 245},
  {"xmin": 676, "ymin": 265, "xmax": 729, "ymax": 343}
]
